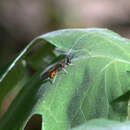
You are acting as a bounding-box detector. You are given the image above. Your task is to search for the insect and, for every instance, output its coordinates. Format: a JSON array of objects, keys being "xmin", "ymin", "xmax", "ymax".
[
  {"xmin": 40, "ymin": 55, "xmax": 71, "ymax": 82},
  {"xmin": 40, "ymin": 33, "xmax": 87, "ymax": 82}
]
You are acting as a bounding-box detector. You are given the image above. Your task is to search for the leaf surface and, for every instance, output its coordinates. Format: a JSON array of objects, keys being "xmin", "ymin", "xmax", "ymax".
[
  {"xmin": 35, "ymin": 28, "xmax": 130, "ymax": 129},
  {"xmin": 70, "ymin": 119, "xmax": 130, "ymax": 130},
  {"xmin": 1, "ymin": 28, "xmax": 130, "ymax": 130}
]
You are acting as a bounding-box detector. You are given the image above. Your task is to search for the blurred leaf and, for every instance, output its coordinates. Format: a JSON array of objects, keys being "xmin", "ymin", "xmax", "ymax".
[
  {"xmin": 0, "ymin": 70, "xmax": 49, "ymax": 130},
  {"xmin": 0, "ymin": 39, "xmax": 42, "ymax": 110},
  {"xmin": 0, "ymin": 38, "xmax": 54, "ymax": 112},
  {"xmin": 0, "ymin": 62, "xmax": 27, "ymax": 111},
  {"xmin": 70, "ymin": 119, "xmax": 130, "ymax": 130},
  {"xmin": 1, "ymin": 28, "xmax": 130, "ymax": 130},
  {"xmin": 0, "ymin": 38, "xmax": 43, "ymax": 83}
]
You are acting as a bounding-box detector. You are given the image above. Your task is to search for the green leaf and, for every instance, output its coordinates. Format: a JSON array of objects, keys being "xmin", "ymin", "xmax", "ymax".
[
  {"xmin": 26, "ymin": 43, "xmax": 56, "ymax": 70},
  {"xmin": 0, "ymin": 39, "xmax": 43, "ymax": 110},
  {"xmin": 0, "ymin": 61, "xmax": 27, "ymax": 111},
  {"xmin": 0, "ymin": 37, "xmax": 45, "ymax": 83},
  {"xmin": 70, "ymin": 119, "xmax": 130, "ymax": 130},
  {"xmin": 1, "ymin": 28, "xmax": 130, "ymax": 130},
  {"xmin": 0, "ymin": 37, "xmax": 54, "ymax": 112},
  {"xmin": 0, "ymin": 71, "xmax": 49, "ymax": 130},
  {"xmin": 34, "ymin": 28, "xmax": 130, "ymax": 129}
]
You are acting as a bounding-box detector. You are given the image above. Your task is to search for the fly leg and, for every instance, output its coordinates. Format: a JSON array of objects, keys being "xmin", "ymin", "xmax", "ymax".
[{"xmin": 62, "ymin": 68, "xmax": 68, "ymax": 74}]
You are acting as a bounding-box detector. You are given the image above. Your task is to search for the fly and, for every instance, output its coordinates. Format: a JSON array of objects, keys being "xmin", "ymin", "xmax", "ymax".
[
  {"xmin": 40, "ymin": 33, "xmax": 87, "ymax": 82},
  {"xmin": 40, "ymin": 56, "xmax": 71, "ymax": 82}
]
